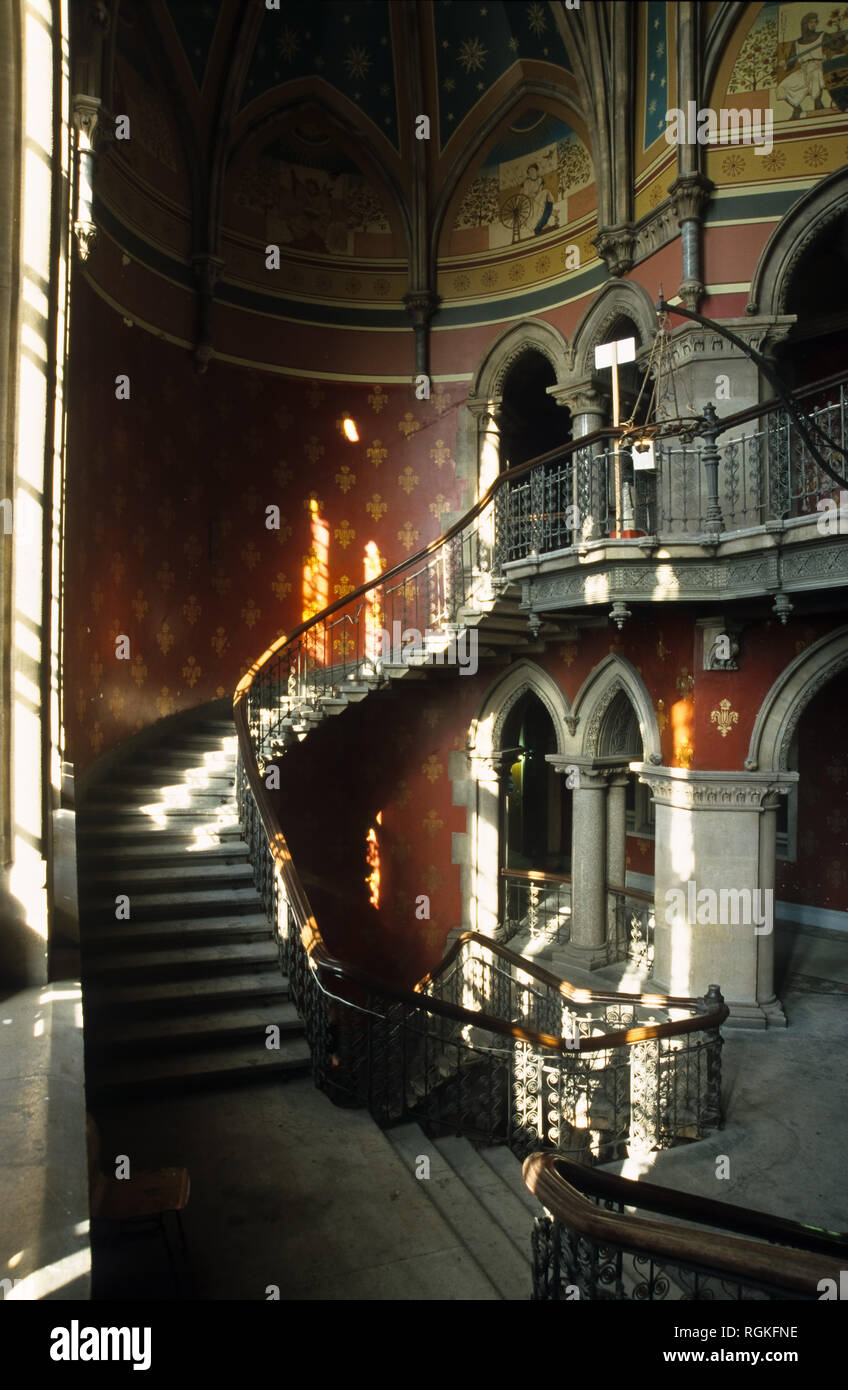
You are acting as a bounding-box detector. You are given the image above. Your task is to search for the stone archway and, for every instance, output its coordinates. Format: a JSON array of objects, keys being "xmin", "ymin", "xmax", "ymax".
[
  {"xmin": 746, "ymin": 627, "xmax": 848, "ymax": 773},
  {"xmin": 747, "ymin": 168, "xmax": 848, "ymax": 319},
  {"xmin": 463, "ymin": 320, "xmax": 572, "ymax": 497},
  {"xmin": 450, "ymin": 660, "xmax": 575, "ymax": 942}
]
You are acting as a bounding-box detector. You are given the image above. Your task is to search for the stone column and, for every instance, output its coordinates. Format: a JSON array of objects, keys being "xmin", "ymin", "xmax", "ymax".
[
  {"xmin": 471, "ymin": 753, "xmax": 511, "ymax": 942},
  {"xmin": 549, "ymin": 383, "xmax": 607, "ymax": 542},
  {"xmin": 757, "ymin": 791, "xmax": 786, "ymax": 1025},
  {"xmin": 549, "ymin": 759, "xmax": 609, "ymax": 970},
  {"xmin": 605, "ymin": 772, "xmax": 629, "ymax": 889},
  {"xmin": 634, "ymin": 766, "xmax": 797, "ymax": 1027}
]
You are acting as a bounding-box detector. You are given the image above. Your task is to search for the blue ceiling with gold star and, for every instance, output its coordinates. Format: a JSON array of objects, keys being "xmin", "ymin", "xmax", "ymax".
[
  {"xmin": 241, "ymin": 1, "xmax": 399, "ymax": 148},
  {"xmin": 435, "ymin": 1, "xmax": 572, "ymax": 148},
  {"xmin": 163, "ymin": 0, "xmax": 220, "ymax": 89},
  {"xmin": 643, "ymin": 1, "xmax": 669, "ymax": 149}
]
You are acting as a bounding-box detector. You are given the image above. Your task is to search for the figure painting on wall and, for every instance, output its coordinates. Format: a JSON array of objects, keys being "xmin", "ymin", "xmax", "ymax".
[
  {"xmin": 522, "ymin": 163, "xmax": 555, "ymax": 235},
  {"xmin": 776, "ymin": 7, "xmax": 848, "ymax": 116}
]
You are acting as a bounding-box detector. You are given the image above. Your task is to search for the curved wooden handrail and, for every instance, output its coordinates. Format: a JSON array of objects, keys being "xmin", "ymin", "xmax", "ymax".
[
  {"xmin": 526, "ymin": 1153, "xmax": 848, "ymax": 1258},
  {"xmin": 234, "ymin": 367, "xmax": 848, "ymax": 688},
  {"xmin": 233, "ymin": 687, "xmax": 726, "ymax": 1054},
  {"xmin": 523, "ymin": 1153, "xmax": 846, "ymax": 1296},
  {"xmin": 233, "ymin": 370, "xmax": 848, "ymax": 1060}
]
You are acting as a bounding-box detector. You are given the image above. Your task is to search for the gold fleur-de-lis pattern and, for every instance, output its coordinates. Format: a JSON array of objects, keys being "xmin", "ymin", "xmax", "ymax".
[
  {"xmin": 367, "ymin": 438, "xmax": 387, "ymax": 468},
  {"xmin": 65, "ymin": 350, "xmax": 463, "ymax": 770},
  {"xmin": 366, "ymin": 493, "xmax": 387, "ymax": 521}
]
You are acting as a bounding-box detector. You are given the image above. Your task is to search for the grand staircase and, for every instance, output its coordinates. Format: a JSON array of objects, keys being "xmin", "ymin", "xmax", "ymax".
[
  {"xmin": 384, "ymin": 1123, "xmax": 537, "ymax": 1300},
  {"xmin": 77, "ymin": 715, "xmax": 311, "ymax": 1101}
]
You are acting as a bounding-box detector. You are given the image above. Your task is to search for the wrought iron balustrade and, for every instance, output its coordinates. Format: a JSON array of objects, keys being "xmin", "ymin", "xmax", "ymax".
[
  {"xmin": 501, "ymin": 868, "xmax": 572, "ymax": 946},
  {"xmin": 608, "ymin": 884, "xmax": 655, "ymax": 970},
  {"xmin": 240, "ymin": 371, "xmax": 848, "ymax": 774},
  {"xmin": 524, "ymin": 1153, "xmax": 848, "ymax": 1301},
  {"xmin": 236, "ymin": 747, "xmax": 726, "ymax": 1166}
]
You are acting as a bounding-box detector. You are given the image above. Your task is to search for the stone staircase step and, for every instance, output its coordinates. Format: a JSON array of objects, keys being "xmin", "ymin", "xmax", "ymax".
[
  {"xmin": 87, "ymin": 1036, "xmax": 312, "ymax": 1100},
  {"xmin": 478, "ymin": 1145, "xmax": 544, "ymax": 1219},
  {"xmin": 85, "ymin": 784, "xmax": 234, "ymax": 805},
  {"xmin": 384, "ymin": 1123, "xmax": 530, "ymax": 1300},
  {"xmin": 80, "ymin": 840, "xmax": 251, "ymax": 868},
  {"xmin": 82, "ymin": 939, "xmax": 279, "ymax": 982},
  {"xmin": 81, "ymin": 860, "xmax": 255, "ymax": 890},
  {"xmin": 87, "ymin": 1001, "xmax": 303, "ymax": 1056},
  {"xmin": 76, "ymin": 820, "xmax": 244, "ymax": 844},
  {"xmin": 82, "ymin": 886, "xmax": 262, "ymax": 922},
  {"xmin": 82, "ymin": 970, "xmax": 290, "ymax": 1018},
  {"xmin": 81, "ymin": 914, "xmax": 271, "ymax": 950},
  {"xmin": 432, "ymin": 1135, "xmax": 536, "ymax": 1267}
]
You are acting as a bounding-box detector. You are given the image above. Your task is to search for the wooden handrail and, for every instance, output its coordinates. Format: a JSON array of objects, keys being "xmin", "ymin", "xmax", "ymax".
[
  {"xmin": 231, "ymin": 370, "xmax": 848, "ymax": 1063},
  {"xmin": 607, "ymin": 881, "xmax": 654, "ymax": 904},
  {"xmin": 523, "ymin": 1153, "xmax": 846, "ymax": 1296},
  {"xmin": 527, "ymin": 1154, "xmax": 848, "ymax": 1258},
  {"xmin": 233, "ymin": 693, "xmax": 726, "ymax": 1054},
  {"xmin": 500, "ymin": 867, "xmax": 573, "ymax": 885}
]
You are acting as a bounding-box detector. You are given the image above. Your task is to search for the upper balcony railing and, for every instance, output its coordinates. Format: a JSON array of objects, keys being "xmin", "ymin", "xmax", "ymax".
[{"xmin": 242, "ymin": 369, "xmax": 848, "ymax": 767}]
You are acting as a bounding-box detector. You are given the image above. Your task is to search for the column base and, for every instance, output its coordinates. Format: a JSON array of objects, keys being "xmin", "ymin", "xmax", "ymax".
[
  {"xmin": 722, "ymin": 997, "xmax": 787, "ymax": 1030},
  {"xmin": 551, "ymin": 940, "xmax": 611, "ymax": 972}
]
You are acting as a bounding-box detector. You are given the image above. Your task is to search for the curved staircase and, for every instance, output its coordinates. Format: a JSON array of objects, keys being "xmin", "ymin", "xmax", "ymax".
[{"xmin": 77, "ymin": 716, "xmax": 311, "ymax": 1101}]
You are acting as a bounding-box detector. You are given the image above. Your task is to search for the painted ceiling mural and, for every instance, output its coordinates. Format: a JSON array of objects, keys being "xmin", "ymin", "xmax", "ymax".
[
  {"xmin": 432, "ymin": 2, "xmax": 572, "ymax": 149},
  {"xmin": 707, "ymin": 2, "xmax": 848, "ymax": 185},
  {"xmin": 643, "ymin": 0, "xmax": 670, "ymax": 150},
  {"xmin": 229, "ymin": 126, "xmax": 395, "ymax": 260},
  {"xmin": 162, "ymin": 0, "xmax": 221, "ymax": 90},
  {"xmin": 241, "ymin": 0, "xmax": 399, "ymax": 148},
  {"xmin": 449, "ymin": 111, "xmax": 592, "ymax": 254},
  {"xmin": 439, "ymin": 107, "xmax": 596, "ymax": 305}
]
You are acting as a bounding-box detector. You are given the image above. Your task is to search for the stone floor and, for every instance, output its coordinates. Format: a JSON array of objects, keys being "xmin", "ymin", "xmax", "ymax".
[{"xmin": 83, "ymin": 920, "xmax": 848, "ymax": 1299}]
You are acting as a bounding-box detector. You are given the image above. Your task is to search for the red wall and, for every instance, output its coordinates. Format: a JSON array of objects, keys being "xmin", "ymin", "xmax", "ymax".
[
  {"xmin": 777, "ymin": 670, "xmax": 848, "ymax": 914},
  {"xmin": 65, "ymin": 278, "xmax": 468, "ymax": 774}
]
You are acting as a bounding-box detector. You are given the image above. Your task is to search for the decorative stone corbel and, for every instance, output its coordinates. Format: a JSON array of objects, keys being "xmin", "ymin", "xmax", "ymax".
[
  {"xmin": 403, "ymin": 289, "xmax": 440, "ymax": 377},
  {"xmin": 191, "ymin": 253, "xmax": 225, "ymax": 374},
  {"xmin": 592, "ymin": 223, "xmax": 636, "ymax": 277},
  {"xmin": 698, "ymin": 615, "xmax": 742, "ymax": 670}
]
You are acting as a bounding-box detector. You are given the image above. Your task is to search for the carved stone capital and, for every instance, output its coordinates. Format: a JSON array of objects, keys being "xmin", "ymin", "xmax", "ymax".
[
  {"xmin": 547, "ymin": 381, "xmax": 605, "ymax": 416},
  {"xmin": 632, "ymin": 765, "xmax": 798, "ymax": 811},
  {"xmin": 592, "ymin": 223, "xmax": 635, "ymax": 277},
  {"xmin": 667, "ymin": 171, "xmax": 714, "ymax": 226},
  {"xmin": 403, "ymin": 290, "xmax": 440, "ymax": 329},
  {"xmin": 73, "ymin": 221, "xmax": 98, "ymax": 261},
  {"xmin": 73, "ymin": 94, "xmax": 101, "ymax": 149},
  {"xmin": 466, "ymin": 393, "xmax": 503, "ymax": 423}
]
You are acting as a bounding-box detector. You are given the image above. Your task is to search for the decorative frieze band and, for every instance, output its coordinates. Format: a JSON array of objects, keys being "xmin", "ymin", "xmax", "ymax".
[{"xmin": 632, "ymin": 765, "xmax": 798, "ymax": 811}]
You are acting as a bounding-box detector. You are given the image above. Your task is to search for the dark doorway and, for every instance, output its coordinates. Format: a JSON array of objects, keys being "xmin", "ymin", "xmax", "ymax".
[
  {"xmin": 499, "ymin": 349, "xmax": 570, "ymax": 469},
  {"xmin": 500, "ymin": 691, "xmax": 571, "ymax": 873}
]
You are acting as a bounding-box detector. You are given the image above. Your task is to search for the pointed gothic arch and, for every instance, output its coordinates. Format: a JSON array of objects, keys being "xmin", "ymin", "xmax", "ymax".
[
  {"xmin": 746, "ymin": 627, "xmax": 848, "ymax": 773},
  {"xmin": 569, "ymin": 280, "xmax": 659, "ymax": 382},
  {"xmin": 572, "ymin": 653, "xmax": 662, "ymax": 765},
  {"xmin": 746, "ymin": 168, "xmax": 848, "ymax": 318},
  {"xmin": 471, "ymin": 318, "xmax": 572, "ymax": 403}
]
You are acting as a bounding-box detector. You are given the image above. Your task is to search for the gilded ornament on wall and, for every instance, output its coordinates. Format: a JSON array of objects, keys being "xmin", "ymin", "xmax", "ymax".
[{"xmin": 710, "ymin": 698, "xmax": 739, "ymax": 738}]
